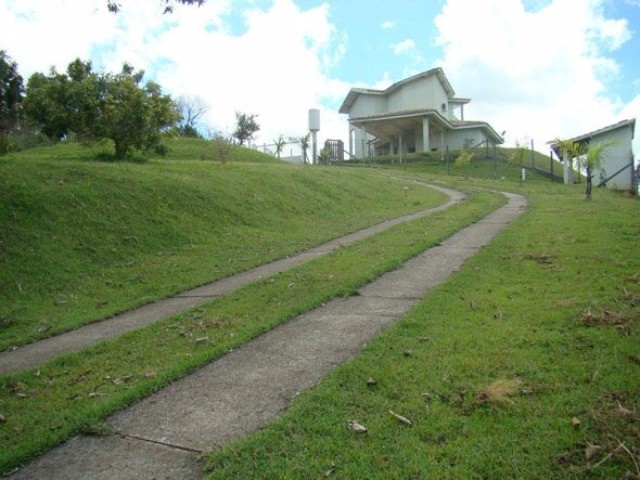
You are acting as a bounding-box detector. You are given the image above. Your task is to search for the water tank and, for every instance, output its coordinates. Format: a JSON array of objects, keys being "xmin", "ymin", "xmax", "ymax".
[{"xmin": 308, "ymin": 109, "xmax": 320, "ymax": 132}]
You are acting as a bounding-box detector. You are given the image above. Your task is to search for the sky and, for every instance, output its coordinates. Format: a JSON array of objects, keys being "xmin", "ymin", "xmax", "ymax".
[{"xmin": 1, "ymin": 0, "xmax": 639, "ymax": 156}]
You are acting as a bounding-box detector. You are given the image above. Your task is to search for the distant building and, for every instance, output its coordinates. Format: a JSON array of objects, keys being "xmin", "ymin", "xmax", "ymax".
[
  {"xmin": 549, "ymin": 119, "xmax": 636, "ymax": 191},
  {"xmin": 338, "ymin": 67, "xmax": 503, "ymax": 158}
]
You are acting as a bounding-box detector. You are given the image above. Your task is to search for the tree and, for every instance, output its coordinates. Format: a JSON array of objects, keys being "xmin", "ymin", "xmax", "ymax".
[
  {"xmin": 580, "ymin": 141, "xmax": 615, "ymax": 201},
  {"xmin": 552, "ymin": 138, "xmax": 587, "ymax": 185},
  {"xmin": 273, "ymin": 135, "xmax": 286, "ymax": 159},
  {"xmin": 0, "ymin": 51, "xmax": 24, "ymax": 155},
  {"xmin": 176, "ymin": 95, "xmax": 208, "ymax": 138},
  {"xmin": 96, "ymin": 66, "xmax": 179, "ymax": 159},
  {"xmin": 24, "ymin": 59, "xmax": 180, "ymax": 160},
  {"xmin": 107, "ymin": 0, "xmax": 205, "ymax": 14},
  {"xmin": 212, "ymin": 132, "xmax": 233, "ymax": 164},
  {"xmin": 298, "ymin": 134, "xmax": 310, "ymax": 164},
  {"xmin": 508, "ymin": 141, "xmax": 529, "ymax": 167},
  {"xmin": 319, "ymin": 146, "xmax": 331, "ymax": 164},
  {"xmin": 233, "ymin": 112, "xmax": 259, "ymax": 146},
  {"xmin": 454, "ymin": 150, "xmax": 473, "ymax": 179}
]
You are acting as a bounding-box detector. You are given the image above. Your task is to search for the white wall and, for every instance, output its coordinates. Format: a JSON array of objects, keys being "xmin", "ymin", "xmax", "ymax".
[
  {"xmin": 386, "ymin": 76, "xmax": 449, "ymax": 114},
  {"xmin": 348, "ymin": 94, "xmax": 386, "ymax": 118},
  {"xmin": 446, "ymin": 128, "xmax": 486, "ymax": 150},
  {"xmin": 592, "ymin": 126, "xmax": 634, "ymax": 190}
]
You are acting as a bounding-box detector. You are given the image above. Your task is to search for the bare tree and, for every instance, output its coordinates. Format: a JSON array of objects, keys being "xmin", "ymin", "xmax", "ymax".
[{"xmin": 176, "ymin": 95, "xmax": 209, "ymax": 137}]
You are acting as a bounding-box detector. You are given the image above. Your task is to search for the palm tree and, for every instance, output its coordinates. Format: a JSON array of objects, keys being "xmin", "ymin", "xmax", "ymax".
[
  {"xmin": 299, "ymin": 134, "xmax": 310, "ymax": 164},
  {"xmin": 580, "ymin": 140, "xmax": 615, "ymax": 200},
  {"xmin": 273, "ymin": 135, "xmax": 286, "ymax": 160},
  {"xmin": 553, "ymin": 138, "xmax": 587, "ymax": 185}
]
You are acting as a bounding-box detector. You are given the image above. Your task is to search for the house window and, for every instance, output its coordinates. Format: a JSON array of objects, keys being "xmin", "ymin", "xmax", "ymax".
[{"xmin": 441, "ymin": 103, "xmax": 447, "ymax": 113}]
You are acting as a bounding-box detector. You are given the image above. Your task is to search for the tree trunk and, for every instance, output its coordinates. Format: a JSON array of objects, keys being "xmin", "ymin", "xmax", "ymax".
[
  {"xmin": 585, "ymin": 168, "xmax": 592, "ymax": 201},
  {"xmin": 114, "ymin": 139, "xmax": 128, "ymax": 160}
]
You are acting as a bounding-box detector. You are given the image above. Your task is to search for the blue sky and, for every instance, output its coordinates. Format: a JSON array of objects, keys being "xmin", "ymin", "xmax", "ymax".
[{"xmin": 1, "ymin": 0, "xmax": 638, "ymax": 154}]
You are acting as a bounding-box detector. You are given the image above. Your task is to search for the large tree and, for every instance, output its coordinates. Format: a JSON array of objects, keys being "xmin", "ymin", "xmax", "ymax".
[
  {"xmin": 0, "ymin": 51, "xmax": 24, "ymax": 155},
  {"xmin": 233, "ymin": 112, "xmax": 260, "ymax": 146},
  {"xmin": 24, "ymin": 59, "xmax": 179, "ymax": 159}
]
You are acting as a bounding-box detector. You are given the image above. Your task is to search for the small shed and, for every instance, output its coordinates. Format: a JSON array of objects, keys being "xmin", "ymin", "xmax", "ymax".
[{"xmin": 550, "ymin": 119, "xmax": 636, "ymax": 191}]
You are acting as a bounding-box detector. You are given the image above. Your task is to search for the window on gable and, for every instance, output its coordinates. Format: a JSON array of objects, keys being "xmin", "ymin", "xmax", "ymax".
[{"xmin": 441, "ymin": 103, "xmax": 447, "ymax": 113}]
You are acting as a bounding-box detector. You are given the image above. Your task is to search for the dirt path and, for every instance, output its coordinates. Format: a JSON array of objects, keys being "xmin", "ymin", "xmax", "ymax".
[
  {"xmin": 0, "ymin": 183, "xmax": 463, "ymax": 376},
  {"xmin": 8, "ymin": 189, "xmax": 527, "ymax": 479}
]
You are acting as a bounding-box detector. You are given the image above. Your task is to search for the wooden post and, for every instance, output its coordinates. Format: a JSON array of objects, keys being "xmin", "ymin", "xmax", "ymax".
[{"xmin": 530, "ymin": 139, "xmax": 535, "ymax": 168}]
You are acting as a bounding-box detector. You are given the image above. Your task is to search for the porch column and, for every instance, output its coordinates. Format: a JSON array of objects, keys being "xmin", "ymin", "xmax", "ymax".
[
  {"xmin": 362, "ymin": 126, "xmax": 368, "ymax": 158},
  {"xmin": 390, "ymin": 136, "xmax": 395, "ymax": 156},
  {"xmin": 348, "ymin": 125, "xmax": 354, "ymax": 158},
  {"xmin": 563, "ymin": 147, "xmax": 570, "ymax": 184},
  {"xmin": 399, "ymin": 133, "xmax": 403, "ymax": 163},
  {"xmin": 422, "ymin": 118, "xmax": 430, "ymax": 152}
]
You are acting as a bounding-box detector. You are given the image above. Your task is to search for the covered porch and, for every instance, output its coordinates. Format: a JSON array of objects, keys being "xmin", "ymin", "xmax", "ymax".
[{"xmin": 350, "ymin": 110, "xmax": 450, "ymax": 159}]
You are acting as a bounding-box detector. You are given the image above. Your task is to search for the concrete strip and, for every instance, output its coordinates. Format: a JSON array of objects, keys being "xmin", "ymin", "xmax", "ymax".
[
  {"xmin": 0, "ymin": 184, "xmax": 463, "ymax": 376},
  {"xmin": 8, "ymin": 191, "xmax": 526, "ymax": 480}
]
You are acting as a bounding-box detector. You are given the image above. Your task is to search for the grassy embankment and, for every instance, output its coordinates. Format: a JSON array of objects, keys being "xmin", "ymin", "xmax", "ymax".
[
  {"xmin": 0, "ymin": 139, "xmax": 507, "ymax": 472},
  {"xmin": 203, "ymin": 169, "xmax": 639, "ymax": 478},
  {"xmin": 1, "ymin": 138, "xmax": 447, "ymax": 350}
]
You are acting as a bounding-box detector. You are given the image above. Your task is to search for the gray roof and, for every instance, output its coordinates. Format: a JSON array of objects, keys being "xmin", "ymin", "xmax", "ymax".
[{"xmin": 549, "ymin": 118, "xmax": 636, "ymax": 146}]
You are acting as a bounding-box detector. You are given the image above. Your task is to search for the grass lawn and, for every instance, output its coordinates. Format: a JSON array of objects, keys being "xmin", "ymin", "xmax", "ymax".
[
  {"xmin": 0, "ymin": 142, "xmax": 503, "ymax": 473},
  {"xmin": 0, "ymin": 141, "xmax": 447, "ymax": 350},
  {"xmin": 203, "ymin": 177, "xmax": 639, "ymax": 479}
]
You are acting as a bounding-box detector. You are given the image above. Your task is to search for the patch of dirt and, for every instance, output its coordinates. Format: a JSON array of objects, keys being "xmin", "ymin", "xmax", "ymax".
[
  {"xmin": 580, "ymin": 310, "xmax": 637, "ymax": 336},
  {"xmin": 557, "ymin": 391, "xmax": 640, "ymax": 477}
]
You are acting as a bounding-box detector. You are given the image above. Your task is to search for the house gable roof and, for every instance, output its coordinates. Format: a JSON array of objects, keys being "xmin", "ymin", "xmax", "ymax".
[
  {"xmin": 338, "ymin": 67, "xmax": 455, "ymax": 114},
  {"xmin": 550, "ymin": 119, "xmax": 636, "ymax": 146},
  {"xmin": 549, "ymin": 118, "xmax": 636, "ymax": 157}
]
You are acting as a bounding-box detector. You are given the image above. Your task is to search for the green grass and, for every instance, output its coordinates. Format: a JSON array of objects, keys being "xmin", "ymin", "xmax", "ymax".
[
  {"xmin": 203, "ymin": 180, "xmax": 639, "ymax": 479},
  {"xmin": 0, "ymin": 184, "xmax": 504, "ymax": 473},
  {"xmin": 0, "ymin": 142, "xmax": 447, "ymax": 350},
  {"xmin": 346, "ymin": 145, "xmax": 564, "ymax": 183}
]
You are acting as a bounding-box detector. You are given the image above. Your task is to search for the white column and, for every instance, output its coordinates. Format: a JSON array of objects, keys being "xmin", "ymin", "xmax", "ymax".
[
  {"xmin": 563, "ymin": 147, "xmax": 570, "ymax": 184},
  {"xmin": 422, "ymin": 118, "xmax": 430, "ymax": 152}
]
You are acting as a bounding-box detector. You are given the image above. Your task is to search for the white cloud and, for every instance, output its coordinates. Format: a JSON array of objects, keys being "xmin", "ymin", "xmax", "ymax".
[
  {"xmin": 434, "ymin": 0, "xmax": 634, "ymax": 151},
  {"xmin": 380, "ymin": 20, "xmax": 396, "ymax": 30},
  {"xmin": 0, "ymin": 0, "xmax": 349, "ymax": 146},
  {"xmin": 391, "ymin": 38, "xmax": 416, "ymax": 55}
]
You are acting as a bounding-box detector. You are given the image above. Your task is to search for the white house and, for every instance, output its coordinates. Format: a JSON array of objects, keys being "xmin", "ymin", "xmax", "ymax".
[
  {"xmin": 550, "ymin": 119, "xmax": 636, "ymax": 191},
  {"xmin": 338, "ymin": 67, "xmax": 503, "ymax": 159}
]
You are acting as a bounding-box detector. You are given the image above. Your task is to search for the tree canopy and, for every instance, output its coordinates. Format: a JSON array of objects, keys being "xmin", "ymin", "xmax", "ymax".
[
  {"xmin": 25, "ymin": 59, "xmax": 179, "ymax": 160},
  {"xmin": 0, "ymin": 50, "xmax": 24, "ymax": 154},
  {"xmin": 233, "ymin": 112, "xmax": 260, "ymax": 146}
]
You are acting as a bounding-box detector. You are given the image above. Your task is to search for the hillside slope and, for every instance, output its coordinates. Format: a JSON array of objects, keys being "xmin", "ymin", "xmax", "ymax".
[{"xmin": 0, "ymin": 143, "xmax": 446, "ymax": 350}]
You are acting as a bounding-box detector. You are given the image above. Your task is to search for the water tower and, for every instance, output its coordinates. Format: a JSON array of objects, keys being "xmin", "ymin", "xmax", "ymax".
[{"xmin": 308, "ymin": 108, "xmax": 320, "ymax": 164}]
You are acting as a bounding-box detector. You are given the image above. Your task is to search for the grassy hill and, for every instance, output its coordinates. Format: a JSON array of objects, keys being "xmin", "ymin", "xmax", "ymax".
[
  {"xmin": 346, "ymin": 145, "xmax": 566, "ymax": 183},
  {"xmin": 0, "ymin": 138, "xmax": 637, "ymax": 476},
  {"xmin": 0, "ymin": 139, "xmax": 447, "ymax": 350}
]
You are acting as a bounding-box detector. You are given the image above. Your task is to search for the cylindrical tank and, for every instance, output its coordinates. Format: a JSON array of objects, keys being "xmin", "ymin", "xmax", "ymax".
[{"xmin": 308, "ymin": 109, "xmax": 320, "ymax": 132}]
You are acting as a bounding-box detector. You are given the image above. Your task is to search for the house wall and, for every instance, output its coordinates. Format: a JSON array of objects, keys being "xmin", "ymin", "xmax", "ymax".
[
  {"xmin": 592, "ymin": 126, "xmax": 634, "ymax": 190},
  {"xmin": 446, "ymin": 128, "xmax": 486, "ymax": 150},
  {"xmin": 348, "ymin": 94, "xmax": 386, "ymax": 118},
  {"xmin": 386, "ymin": 76, "xmax": 449, "ymax": 115}
]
